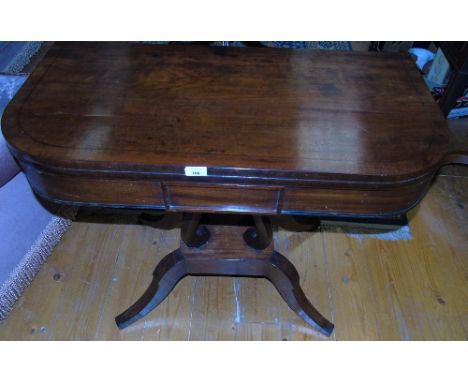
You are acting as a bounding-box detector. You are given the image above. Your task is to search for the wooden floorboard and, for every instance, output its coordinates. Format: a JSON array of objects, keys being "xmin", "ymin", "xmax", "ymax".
[{"xmin": 0, "ymin": 173, "xmax": 467, "ymax": 340}]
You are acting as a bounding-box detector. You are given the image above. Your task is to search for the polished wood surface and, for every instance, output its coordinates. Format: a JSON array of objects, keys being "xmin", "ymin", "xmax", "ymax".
[
  {"xmin": 0, "ymin": 42, "xmax": 461, "ymax": 337},
  {"xmin": 0, "ymin": 172, "xmax": 466, "ymax": 340},
  {"xmin": 2, "ymin": 42, "xmax": 450, "ymax": 217}
]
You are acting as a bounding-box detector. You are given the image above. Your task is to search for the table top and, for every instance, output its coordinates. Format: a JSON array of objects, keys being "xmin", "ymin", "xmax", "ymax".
[
  {"xmin": 1, "ymin": 42, "xmax": 450, "ymax": 217},
  {"xmin": 3, "ymin": 42, "xmax": 448, "ymax": 183}
]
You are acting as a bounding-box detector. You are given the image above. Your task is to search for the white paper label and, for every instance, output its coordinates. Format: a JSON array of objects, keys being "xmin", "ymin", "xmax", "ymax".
[{"xmin": 184, "ymin": 166, "xmax": 208, "ymax": 176}]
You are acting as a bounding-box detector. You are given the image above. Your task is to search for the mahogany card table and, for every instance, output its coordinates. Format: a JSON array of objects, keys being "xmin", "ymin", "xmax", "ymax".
[{"xmin": 2, "ymin": 42, "xmax": 453, "ymax": 336}]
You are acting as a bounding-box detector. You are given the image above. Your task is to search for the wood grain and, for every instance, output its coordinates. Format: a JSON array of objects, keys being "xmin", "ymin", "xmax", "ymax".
[
  {"xmin": 189, "ymin": 276, "xmax": 237, "ymax": 340},
  {"xmin": 4, "ymin": 43, "xmax": 447, "ymax": 180},
  {"xmin": 49, "ymin": 223, "xmax": 122, "ymax": 340},
  {"xmin": 2, "ymin": 42, "xmax": 449, "ymax": 217},
  {"xmin": 323, "ymin": 175, "xmax": 468, "ymax": 340}
]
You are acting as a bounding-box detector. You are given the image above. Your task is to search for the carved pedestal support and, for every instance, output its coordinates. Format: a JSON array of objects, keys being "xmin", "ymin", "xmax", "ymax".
[{"xmin": 115, "ymin": 214, "xmax": 334, "ymax": 336}]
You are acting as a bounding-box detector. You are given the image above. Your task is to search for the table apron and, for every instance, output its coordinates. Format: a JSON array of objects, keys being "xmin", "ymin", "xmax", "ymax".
[{"xmin": 23, "ymin": 166, "xmax": 431, "ymax": 217}]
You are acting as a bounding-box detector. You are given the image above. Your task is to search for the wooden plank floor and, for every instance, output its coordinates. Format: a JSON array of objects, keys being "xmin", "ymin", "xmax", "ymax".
[{"xmin": 0, "ymin": 170, "xmax": 466, "ymax": 340}]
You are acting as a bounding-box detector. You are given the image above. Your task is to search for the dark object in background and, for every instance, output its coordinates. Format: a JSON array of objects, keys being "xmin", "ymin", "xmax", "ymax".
[
  {"xmin": 369, "ymin": 41, "xmax": 415, "ymax": 52},
  {"xmin": 437, "ymin": 42, "xmax": 468, "ymax": 117}
]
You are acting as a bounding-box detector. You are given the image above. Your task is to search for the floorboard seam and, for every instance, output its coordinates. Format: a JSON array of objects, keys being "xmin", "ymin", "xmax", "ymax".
[
  {"xmin": 46, "ymin": 223, "xmax": 90, "ymax": 340},
  {"xmin": 93, "ymin": 225, "xmax": 126, "ymax": 339},
  {"xmin": 187, "ymin": 277, "xmax": 197, "ymax": 340},
  {"xmin": 320, "ymin": 226, "xmax": 337, "ymax": 341}
]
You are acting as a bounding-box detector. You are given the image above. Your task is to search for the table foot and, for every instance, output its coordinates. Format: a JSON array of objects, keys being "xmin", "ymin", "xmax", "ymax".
[
  {"xmin": 266, "ymin": 251, "xmax": 334, "ymax": 336},
  {"xmin": 115, "ymin": 249, "xmax": 187, "ymax": 329}
]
